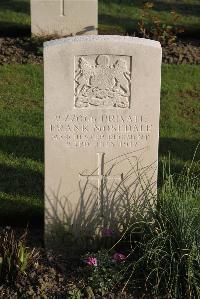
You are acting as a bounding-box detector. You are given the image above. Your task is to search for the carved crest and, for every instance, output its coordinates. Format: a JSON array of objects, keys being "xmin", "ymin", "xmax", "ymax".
[{"xmin": 74, "ymin": 55, "xmax": 131, "ymax": 108}]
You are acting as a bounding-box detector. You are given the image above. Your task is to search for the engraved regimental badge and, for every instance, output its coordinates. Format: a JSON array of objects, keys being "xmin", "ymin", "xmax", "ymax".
[{"xmin": 74, "ymin": 55, "xmax": 131, "ymax": 108}]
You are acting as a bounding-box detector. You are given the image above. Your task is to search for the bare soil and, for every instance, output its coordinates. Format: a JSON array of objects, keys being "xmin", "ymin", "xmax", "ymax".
[
  {"xmin": 0, "ymin": 228, "xmax": 136, "ymax": 299},
  {"xmin": 0, "ymin": 36, "xmax": 199, "ymax": 65}
]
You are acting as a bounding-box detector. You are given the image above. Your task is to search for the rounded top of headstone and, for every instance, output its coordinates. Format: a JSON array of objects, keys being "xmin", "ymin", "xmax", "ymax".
[{"xmin": 44, "ymin": 35, "xmax": 161, "ymax": 49}]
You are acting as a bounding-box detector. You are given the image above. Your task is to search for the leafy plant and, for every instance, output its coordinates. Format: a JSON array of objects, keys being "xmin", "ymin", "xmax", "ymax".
[
  {"xmin": 138, "ymin": 2, "xmax": 184, "ymax": 46},
  {"xmin": 0, "ymin": 228, "xmax": 39, "ymax": 283},
  {"xmin": 68, "ymin": 288, "xmax": 83, "ymax": 299}
]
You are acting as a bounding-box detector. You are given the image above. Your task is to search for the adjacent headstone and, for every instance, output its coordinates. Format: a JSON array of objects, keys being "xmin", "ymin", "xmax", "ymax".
[
  {"xmin": 44, "ymin": 36, "xmax": 162, "ymax": 249},
  {"xmin": 31, "ymin": 0, "xmax": 97, "ymax": 37}
]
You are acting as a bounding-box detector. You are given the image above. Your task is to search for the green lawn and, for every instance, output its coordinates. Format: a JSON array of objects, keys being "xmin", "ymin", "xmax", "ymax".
[
  {"xmin": 0, "ymin": 0, "xmax": 30, "ymax": 36},
  {"xmin": 0, "ymin": 0, "xmax": 199, "ymax": 228},
  {"xmin": 0, "ymin": 0, "xmax": 199, "ymax": 36},
  {"xmin": 0, "ymin": 64, "xmax": 199, "ymax": 227},
  {"xmin": 0, "ymin": 65, "xmax": 43, "ymax": 227},
  {"xmin": 159, "ymin": 64, "xmax": 200, "ymax": 176},
  {"xmin": 99, "ymin": 0, "xmax": 200, "ymax": 36}
]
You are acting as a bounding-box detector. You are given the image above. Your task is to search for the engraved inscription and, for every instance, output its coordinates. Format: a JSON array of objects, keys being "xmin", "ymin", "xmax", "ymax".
[
  {"xmin": 79, "ymin": 153, "xmax": 123, "ymax": 215},
  {"xmin": 60, "ymin": 0, "xmax": 65, "ymax": 16},
  {"xmin": 50, "ymin": 113, "xmax": 152, "ymax": 148},
  {"xmin": 74, "ymin": 55, "xmax": 131, "ymax": 108}
]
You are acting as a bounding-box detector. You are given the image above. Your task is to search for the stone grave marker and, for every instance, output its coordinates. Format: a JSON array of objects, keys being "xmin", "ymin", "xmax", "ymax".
[
  {"xmin": 44, "ymin": 36, "xmax": 162, "ymax": 248},
  {"xmin": 31, "ymin": 0, "xmax": 97, "ymax": 37}
]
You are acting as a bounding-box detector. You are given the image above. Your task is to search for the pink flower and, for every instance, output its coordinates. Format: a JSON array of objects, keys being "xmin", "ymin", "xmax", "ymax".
[
  {"xmin": 101, "ymin": 228, "xmax": 114, "ymax": 237},
  {"xmin": 113, "ymin": 253, "xmax": 126, "ymax": 262},
  {"xmin": 85, "ymin": 257, "xmax": 98, "ymax": 267}
]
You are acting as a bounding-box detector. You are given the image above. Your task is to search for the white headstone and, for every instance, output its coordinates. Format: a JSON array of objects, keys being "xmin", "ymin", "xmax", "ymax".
[
  {"xmin": 31, "ymin": 0, "xmax": 97, "ymax": 37},
  {"xmin": 44, "ymin": 36, "xmax": 162, "ymax": 249}
]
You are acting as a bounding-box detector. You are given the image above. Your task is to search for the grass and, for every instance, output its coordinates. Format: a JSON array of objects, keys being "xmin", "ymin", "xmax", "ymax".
[
  {"xmin": 129, "ymin": 171, "xmax": 200, "ymax": 299},
  {"xmin": 119, "ymin": 167, "xmax": 200, "ymax": 298},
  {"xmin": 0, "ymin": 1, "xmax": 199, "ymax": 296},
  {"xmin": 82, "ymin": 169, "xmax": 200, "ymax": 298},
  {"xmin": 0, "ymin": 0, "xmax": 30, "ymax": 36},
  {"xmin": 0, "ymin": 0, "xmax": 199, "ymax": 228},
  {"xmin": 0, "ymin": 65, "xmax": 43, "ymax": 227},
  {"xmin": 99, "ymin": 0, "xmax": 200, "ymax": 36},
  {"xmin": 0, "ymin": 64, "xmax": 199, "ymax": 227},
  {"xmin": 159, "ymin": 64, "xmax": 200, "ymax": 178},
  {"xmin": 0, "ymin": 0, "xmax": 199, "ymax": 37}
]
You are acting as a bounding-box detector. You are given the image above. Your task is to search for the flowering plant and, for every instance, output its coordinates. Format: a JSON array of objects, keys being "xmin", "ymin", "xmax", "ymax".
[
  {"xmin": 85, "ymin": 257, "xmax": 97, "ymax": 267},
  {"xmin": 113, "ymin": 253, "xmax": 126, "ymax": 262},
  {"xmin": 101, "ymin": 228, "xmax": 114, "ymax": 237},
  {"xmin": 83, "ymin": 250, "xmax": 126, "ymax": 296}
]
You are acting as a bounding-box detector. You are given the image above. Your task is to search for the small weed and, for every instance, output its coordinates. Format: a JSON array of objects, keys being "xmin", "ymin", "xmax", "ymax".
[
  {"xmin": 138, "ymin": 2, "xmax": 184, "ymax": 46},
  {"xmin": 82, "ymin": 250, "xmax": 126, "ymax": 296},
  {"xmin": 0, "ymin": 228, "xmax": 39, "ymax": 283},
  {"xmin": 68, "ymin": 288, "xmax": 83, "ymax": 299}
]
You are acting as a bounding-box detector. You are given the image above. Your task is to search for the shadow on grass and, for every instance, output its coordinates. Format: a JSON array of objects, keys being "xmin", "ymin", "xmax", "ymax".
[
  {"xmin": 158, "ymin": 137, "xmax": 199, "ymax": 186},
  {"xmin": 159, "ymin": 137, "xmax": 199, "ymax": 162},
  {"xmin": 100, "ymin": 0, "xmax": 200, "ymax": 17},
  {"xmin": 0, "ymin": 195, "xmax": 43, "ymax": 228},
  {"xmin": 0, "ymin": 135, "xmax": 43, "ymax": 227},
  {"xmin": 151, "ymin": 1, "xmax": 200, "ymax": 17},
  {"xmin": 1, "ymin": 0, "xmax": 30, "ymax": 15},
  {"xmin": 0, "ymin": 163, "xmax": 43, "ymax": 198},
  {"xmin": 0, "ymin": 136, "xmax": 198, "ymax": 228},
  {"xmin": 99, "ymin": 13, "xmax": 138, "ymax": 34},
  {"xmin": 0, "ymin": 136, "xmax": 43, "ymax": 162},
  {"xmin": 0, "ymin": 0, "xmax": 31, "ymax": 37},
  {"xmin": 99, "ymin": 1, "xmax": 200, "ymax": 37},
  {"xmin": 0, "ymin": 136, "xmax": 43, "ymax": 200},
  {"xmin": 0, "ymin": 21, "xmax": 30, "ymax": 37}
]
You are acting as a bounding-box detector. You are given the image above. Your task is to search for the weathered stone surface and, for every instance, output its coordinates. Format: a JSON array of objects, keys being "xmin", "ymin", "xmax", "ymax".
[
  {"xmin": 44, "ymin": 36, "xmax": 162, "ymax": 248},
  {"xmin": 31, "ymin": 0, "xmax": 97, "ymax": 37}
]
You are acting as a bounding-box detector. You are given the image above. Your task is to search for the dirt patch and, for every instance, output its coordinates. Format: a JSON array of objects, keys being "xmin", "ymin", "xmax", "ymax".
[
  {"xmin": 0, "ymin": 228, "xmax": 136, "ymax": 299},
  {"xmin": 178, "ymin": 90, "xmax": 200, "ymax": 124},
  {"xmin": 163, "ymin": 42, "xmax": 200, "ymax": 64},
  {"xmin": 0, "ymin": 36, "xmax": 199, "ymax": 65},
  {"xmin": 0, "ymin": 37, "xmax": 43, "ymax": 64}
]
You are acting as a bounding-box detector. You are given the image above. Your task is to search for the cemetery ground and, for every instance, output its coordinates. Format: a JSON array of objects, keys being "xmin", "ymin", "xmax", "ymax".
[
  {"xmin": 0, "ymin": 0, "xmax": 200, "ymax": 36},
  {"xmin": 0, "ymin": 63, "xmax": 199, "ymax": 227},
  {"xmin": 0, "ymin": 63, "xmax": 199, "ymax": 299},
  {"xmin": 0, "ymin": 0, "xmax": 200, "ymax": 298},
  {"xmin": 0, "ymin": 0, "xmax": 200, "ymax": 65}
]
